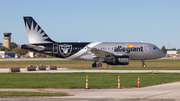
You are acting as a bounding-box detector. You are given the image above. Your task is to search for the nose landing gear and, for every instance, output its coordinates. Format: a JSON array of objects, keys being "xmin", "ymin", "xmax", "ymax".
[{"xmin": 142, "ymin": 60, "xmax": 146, "ymax": 67}]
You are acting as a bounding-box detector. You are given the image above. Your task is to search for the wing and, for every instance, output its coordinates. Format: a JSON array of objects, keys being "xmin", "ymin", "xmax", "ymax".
[{"xmin": 90, "ymin": 48, "xmax": 114, "ymax": 59}]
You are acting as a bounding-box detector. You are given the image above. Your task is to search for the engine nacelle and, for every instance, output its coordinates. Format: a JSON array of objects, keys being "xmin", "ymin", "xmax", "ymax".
[{"xmin": 106, "ymin": 55, "xmax": 130, "ymax": 65}]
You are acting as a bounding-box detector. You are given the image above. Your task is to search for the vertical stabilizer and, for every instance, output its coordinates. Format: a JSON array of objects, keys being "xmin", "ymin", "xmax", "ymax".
[{"xmin": 23, "ymin": 17, "xmax": 54, "ymax": 44}]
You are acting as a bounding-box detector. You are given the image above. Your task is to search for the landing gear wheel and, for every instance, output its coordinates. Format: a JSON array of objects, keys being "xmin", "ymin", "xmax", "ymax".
[
  {"xmin": 96, "ymin": 63, "xmax": 102, "ymax": 67},
  {"xmin": 92, "ymin": 63, "xmax": 97, "ymax": 67},
  {"xmin": 142, "ymin": 60, "xmax": 146, "ymax": 67},
  {"xmin": 142, "ymin": 64, "xmax": 146, "ymax": 67}
]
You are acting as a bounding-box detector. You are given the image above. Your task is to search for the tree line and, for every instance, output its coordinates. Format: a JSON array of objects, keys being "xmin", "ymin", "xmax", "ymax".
[
  {"xmin": 161, "ymin": 46, "xmax": 179, "ymax": 53},
  {"xmin": 0, "ymin": 42, "xmax": 28, "ymax": 55}
]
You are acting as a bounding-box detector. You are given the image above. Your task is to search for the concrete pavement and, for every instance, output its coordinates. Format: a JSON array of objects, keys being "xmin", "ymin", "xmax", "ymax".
[
  {"xmin": 1, "ymin": 68, "xmax": 180, "ymax": 73},
  {"xmin": 0, "ymin": 82, "xmax": 180, "ymax": 100},
  {"xmin": 43, "ymin": 82, "xmax": 180, "ymax": 100}
]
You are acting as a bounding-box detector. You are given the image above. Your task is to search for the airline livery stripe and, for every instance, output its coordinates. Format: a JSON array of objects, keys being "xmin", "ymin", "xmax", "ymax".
[{"xmin": 67, "ymin": 42, "xmax": 102, "ymax": 59}]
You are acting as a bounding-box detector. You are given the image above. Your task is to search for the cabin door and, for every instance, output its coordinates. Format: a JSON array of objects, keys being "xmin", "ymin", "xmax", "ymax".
[
  {"xmin": 53, "ymin": 44, "xmax": 58, "ymax": 53},
  {"xmin": 143, "ymin": 44, "xmax": 148, "ymax": 53}
]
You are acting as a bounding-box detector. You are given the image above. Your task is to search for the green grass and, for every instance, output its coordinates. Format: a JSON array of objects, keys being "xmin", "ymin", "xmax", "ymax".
[
  {"xmin": 0, "ymin": 91, "xmax": 68, "ymax": 97},
  {"xmin": 1, "ymin": 59, "xmax": 179, "ymax": 65},
  {"xmin": 0, "ymin": 60, "xmax": 83, "ymax": 65},
  {"xmin": 1, "ymin": 59, "xmax": 180, "ymax": 69},
  {"xmin": 0, "ymin": 73, "xmax": 180, "ymax": 88}
]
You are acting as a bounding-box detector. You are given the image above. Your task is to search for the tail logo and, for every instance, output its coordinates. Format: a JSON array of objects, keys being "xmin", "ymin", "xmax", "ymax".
[
  {"xmin": 24, "ymin": 17, "xmax": 54, "ymax": 44},
  {"xmin": 59, "ymin": 44, "xmax": 72, "ymax": 57},
  {"xmin": 25, "ymin": 21, "xmax": 52, "ymax": 43}
]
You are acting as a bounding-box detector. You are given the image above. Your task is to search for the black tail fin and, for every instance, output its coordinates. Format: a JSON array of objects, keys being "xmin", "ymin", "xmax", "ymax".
[{"xmin": 23, "ymin": 17, "xmax": 55, "ymax": 44}]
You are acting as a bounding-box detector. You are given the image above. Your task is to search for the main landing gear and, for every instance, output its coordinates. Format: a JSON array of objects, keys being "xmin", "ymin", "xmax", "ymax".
[
  {"xmin": 92, "ymin": 57, "xmax": 104, "ymax": 67},
  {"xmin": 142, "ymin": 60, "xmax": 146, "ymax": 67},
  {"xmin": 97, "ymin": 63, "xmax": 102, "ymax": 67},
  {"xmin": 92, "ymin": 62, "xmax": 97, "ymax": 67},
  {"xmin": 92, "ymin": 62, "xmax": 102, "ymax": 67}
]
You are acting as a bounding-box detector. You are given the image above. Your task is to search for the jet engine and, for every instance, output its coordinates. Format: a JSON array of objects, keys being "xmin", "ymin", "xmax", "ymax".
[{"xmin": 106, "ymin": 55, "xmax": 130, "ymax": 65}]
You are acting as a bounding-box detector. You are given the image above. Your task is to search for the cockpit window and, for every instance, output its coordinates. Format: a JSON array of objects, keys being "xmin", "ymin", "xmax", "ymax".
[{"xmin": 153, "ymin": 46, "xmax": 159, "ymax": 50}]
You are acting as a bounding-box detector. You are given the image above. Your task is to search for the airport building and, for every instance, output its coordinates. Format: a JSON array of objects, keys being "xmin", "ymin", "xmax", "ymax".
[
  {"xmin": 0, "ymin": 51, "xmax": 16, "ymax": 58},
  {"xmin": 166, "ymin": 50, "xmax": 179, "ymax": 57},
  {"xmin": 4, "ymin": 33, "xmax": 11, "ymax": 48},
  {"xmin": 0, "ymin": 33, "xmax": 16, "ymax": 58}
]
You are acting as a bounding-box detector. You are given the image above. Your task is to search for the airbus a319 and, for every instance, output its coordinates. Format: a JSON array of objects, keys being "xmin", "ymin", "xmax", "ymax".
[{"xmin": 21, "ymin": 17, "xmax": 165, "ymax": 67}]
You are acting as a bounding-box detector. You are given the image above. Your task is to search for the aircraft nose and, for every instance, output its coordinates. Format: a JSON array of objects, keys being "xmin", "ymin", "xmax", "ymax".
[{"xmin": 159, "ymin": 50, "xmax": 166, "ymax": 57}]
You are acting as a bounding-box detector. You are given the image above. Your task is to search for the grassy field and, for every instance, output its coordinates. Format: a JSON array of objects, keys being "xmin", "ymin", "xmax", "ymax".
[
  {"xmin": 0, "ymin": 91, "xmax": 68, "ymax": 97},
  {"xmin": 0, "ymin": 73, "xmax": 180, "ymax": 88},
  {"xmin": 0, "ymin": 59, "xmax": 180, "ymax": 70}
]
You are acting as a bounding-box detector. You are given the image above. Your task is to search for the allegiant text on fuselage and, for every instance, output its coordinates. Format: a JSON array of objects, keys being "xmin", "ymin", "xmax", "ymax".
[{"xmin": 114, "ymin": 46, "xmax": 143, "ymax": 53}]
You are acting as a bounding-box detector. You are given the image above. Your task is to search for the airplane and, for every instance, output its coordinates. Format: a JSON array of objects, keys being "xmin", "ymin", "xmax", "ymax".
[{"xmin": 21, "ymin": 17, "xmax": 166, "ymax": 67}]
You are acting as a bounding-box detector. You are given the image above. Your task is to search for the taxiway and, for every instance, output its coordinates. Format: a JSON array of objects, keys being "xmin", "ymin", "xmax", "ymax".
[{"xmin": 0, "ymin": 82, "xmax": 179, "ymax": 101}]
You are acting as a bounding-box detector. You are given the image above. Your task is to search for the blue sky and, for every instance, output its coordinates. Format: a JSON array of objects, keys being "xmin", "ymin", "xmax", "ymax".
[{"xmin": 0, "ymin": 0, "xmax": 180, "ymax": 49}]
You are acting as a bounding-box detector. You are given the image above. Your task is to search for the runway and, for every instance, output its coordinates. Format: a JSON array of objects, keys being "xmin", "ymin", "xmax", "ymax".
[
  {"xmin": 1, "ymin": 68, "xmax": 180, "ymax": 73},
  {"xmin": 0, "ymin": 82, "xmax": 180, "ymax": 101}
]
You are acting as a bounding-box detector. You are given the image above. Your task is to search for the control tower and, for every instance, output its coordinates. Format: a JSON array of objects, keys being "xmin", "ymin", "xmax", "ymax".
[{"xmin": 4, "ymin": 33, "xmax": 11, "ymax": 48}]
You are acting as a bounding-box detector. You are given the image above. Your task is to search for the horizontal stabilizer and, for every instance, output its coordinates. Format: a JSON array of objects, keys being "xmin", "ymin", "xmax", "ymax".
[{"xmin": 25, "ymin": 44, "xmax": 45, "ymax": 51}]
